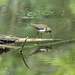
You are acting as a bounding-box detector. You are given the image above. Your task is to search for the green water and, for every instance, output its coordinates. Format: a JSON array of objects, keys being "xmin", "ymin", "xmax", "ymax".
[
  {"xmin": 0, "ymin": 0, "xmax": 75, "ymax": 75},
  {"xmin": 0, "ymin": 42, "xmax": 75, "ymax": 75}
]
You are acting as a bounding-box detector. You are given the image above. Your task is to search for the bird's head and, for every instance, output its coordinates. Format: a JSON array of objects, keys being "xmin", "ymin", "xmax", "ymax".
[{"xmin": 46, "ymin": 27, "xmax": 52, "ymax": 33}]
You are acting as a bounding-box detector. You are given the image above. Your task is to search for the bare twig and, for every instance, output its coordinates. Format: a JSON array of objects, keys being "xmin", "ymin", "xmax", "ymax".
[
  {"xmin": 20, "ymin": 36, "xmax": 29, "ymax": 68},
  {"xmin": 20, "ymin": 36, "xmax": 28, "ymax": 53}
]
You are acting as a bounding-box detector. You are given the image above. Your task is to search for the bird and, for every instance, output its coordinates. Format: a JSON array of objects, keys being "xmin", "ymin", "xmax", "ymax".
[
  {"xmin": 29, "ymin": 46, "xmax": 52, "ymax": 56},
  {"xmin": 28, "ymin": 23, "xmax": 52, "ymax": 38}
]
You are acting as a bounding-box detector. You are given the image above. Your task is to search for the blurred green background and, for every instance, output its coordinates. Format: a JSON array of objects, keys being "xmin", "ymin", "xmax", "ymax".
[{"xmin": 0, "ymin": 0, "xmax": 75, "ymax": 75}]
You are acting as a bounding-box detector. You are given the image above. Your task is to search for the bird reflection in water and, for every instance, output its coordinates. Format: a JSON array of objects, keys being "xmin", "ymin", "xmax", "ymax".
[{"xmin": 29, "ymin": 46, "xmax": 52, "ymax": 56}]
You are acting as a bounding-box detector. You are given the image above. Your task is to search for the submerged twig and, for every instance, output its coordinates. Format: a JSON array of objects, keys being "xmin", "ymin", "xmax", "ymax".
[
  {"xmin": 20, "ymin": 51, "xmax": 29, "ymax": 68},
  {"xmin": 20, "ymin": 36, "xmax": 29, "ymax": 68}
]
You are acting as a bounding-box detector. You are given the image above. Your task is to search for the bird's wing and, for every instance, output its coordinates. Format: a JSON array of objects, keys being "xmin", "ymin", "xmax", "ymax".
[
  {"xmin": 30, "ymin": 24, "xmax": 44, "ymax": 30},
  {"xmin": 28, "ymin": 23, "xmax": 48, "ymax": 30},
  {"xmin": 34, "ymin": 26, "xmax": 44, "ymax": 30}
]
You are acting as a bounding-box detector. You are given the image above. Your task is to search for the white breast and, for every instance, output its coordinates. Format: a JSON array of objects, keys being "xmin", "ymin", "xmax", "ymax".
[{"xmin": 38, "ymin": 28, "xmax": 46, "ymax": 33}]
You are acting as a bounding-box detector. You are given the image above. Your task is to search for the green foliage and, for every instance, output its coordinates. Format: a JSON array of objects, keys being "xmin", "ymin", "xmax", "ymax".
[
  {"xmin": 69, "ymin": 0, "xmax": 75, "ymax": 14},
  {"xmin": 0, "ymin": 0, "xmax": 8, "ymax": 6}
]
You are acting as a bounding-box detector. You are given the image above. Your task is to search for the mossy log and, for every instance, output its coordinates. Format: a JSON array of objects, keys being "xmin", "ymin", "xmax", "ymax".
[
  {"xmin": 0, "ymin": 34, "xmax": 75, "ymax": 45},
  {"xmin": 0, "ymin": 34, "xmax": 18, "ymax": 44},
  {"xmin": 0, "ymin": 34, "xmax": 61, "ymax": 44}
]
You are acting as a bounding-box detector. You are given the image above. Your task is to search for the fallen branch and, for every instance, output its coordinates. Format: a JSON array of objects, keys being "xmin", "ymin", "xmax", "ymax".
[{"xmin": 0, "ymin": 34, "xmax": 61, "ymax": 44}]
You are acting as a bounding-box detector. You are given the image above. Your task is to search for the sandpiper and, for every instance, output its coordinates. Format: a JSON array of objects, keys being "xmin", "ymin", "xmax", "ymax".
[
  {"xmin": 28, "ymin": 23, "xmax": 52, "ymax": 38},
  {"xmin": 29, "ymin": 46, "xmax": 52, "ymax": 56}
]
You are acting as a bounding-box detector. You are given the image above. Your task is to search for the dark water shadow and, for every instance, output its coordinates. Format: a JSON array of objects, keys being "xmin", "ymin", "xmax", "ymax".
[
  {"xmin": 0, "ymin": 45, "xmax": 18, "ymax": 55},
  {"xmin": 0, "ymin": 48, "xmax": 11, "ymax": 55}
]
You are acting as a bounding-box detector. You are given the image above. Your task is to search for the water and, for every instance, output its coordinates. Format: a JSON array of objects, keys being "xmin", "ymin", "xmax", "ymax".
[
  {"xmin": 0, "ymin": 0, "xmax": 75, "ymax": 75},
  {"xmin": 0, "ymin": 42, "xmax": 75, "ymax": 75}
]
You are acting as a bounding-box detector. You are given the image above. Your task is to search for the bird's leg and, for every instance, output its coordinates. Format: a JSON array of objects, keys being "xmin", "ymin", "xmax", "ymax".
[
  {"xmin": 40, "ymin": 33, "xmax": 43, "ymax": 46},
  {"xmin": 36, "ymin": 32, "xmax": 40, "ymax": 45},
  {"xmin": 41, "ymin": 33, "xmax": 43, "ymax": 39},
  {"xmin": 50, "ymin": 32, "xmax": 52, "ymax": 39},
  {"xmin": 49, "ymin": 32, "xmax": 52, "ymax": 45},
  {"xmin": 37, "ymin": 32, "xmax": 39, "ymax": 38}
]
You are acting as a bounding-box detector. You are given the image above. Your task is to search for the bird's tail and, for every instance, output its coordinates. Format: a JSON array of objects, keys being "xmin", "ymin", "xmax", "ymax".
[
  {"xmin": 27, "ymin": 23, "xmax": 35, "ymax": 28},
  {"xmin": 27, "ymin": 23, "xmax": 32, "ymax": 26}
]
